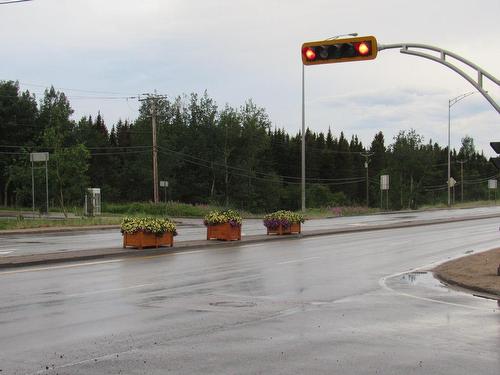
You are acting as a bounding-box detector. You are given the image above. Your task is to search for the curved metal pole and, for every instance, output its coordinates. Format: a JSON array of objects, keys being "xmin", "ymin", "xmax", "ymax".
[{"xmin": 378, "ymin": 43, "xmax": 499, "ymax": 113}]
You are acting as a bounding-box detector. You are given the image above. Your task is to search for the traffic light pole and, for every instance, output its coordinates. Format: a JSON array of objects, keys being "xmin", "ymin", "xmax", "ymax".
[
  {"xmin": 378, "ymin": 43, "xmax": 499, "ymax": 114},
  {"xmin": 301, "ymin": 33, "xmax": 359, "ymax": 212},
  {"xmin": 301, "ymin": 64, "xmax": 306, "ymax": 212}
]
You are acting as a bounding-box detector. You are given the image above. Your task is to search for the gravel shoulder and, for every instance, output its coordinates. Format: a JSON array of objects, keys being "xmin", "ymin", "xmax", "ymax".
[{"xmin": 433, "ymin": 248, "xmax": 500, "ymax": 297}]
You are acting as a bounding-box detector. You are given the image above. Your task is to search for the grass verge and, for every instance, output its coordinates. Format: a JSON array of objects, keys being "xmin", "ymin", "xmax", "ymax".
[
  {"xmin": 0, "ymin": 216, "xmax": 122, "ymax": 231},
  {"xmin": 433, "ymin": 248, "xmax": 500, "ymax": 297}
]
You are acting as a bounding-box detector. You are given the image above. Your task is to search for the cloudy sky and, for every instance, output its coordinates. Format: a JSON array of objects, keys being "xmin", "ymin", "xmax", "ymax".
[{"xmin": 1, "ymin": 0, "xmax": 498, "ymax": 155}]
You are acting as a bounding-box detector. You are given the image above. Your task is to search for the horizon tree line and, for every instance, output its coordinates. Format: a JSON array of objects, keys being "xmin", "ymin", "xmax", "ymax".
[{"xmin": 0, "ymin": 80, "xmax": 497, "ymax": 213}]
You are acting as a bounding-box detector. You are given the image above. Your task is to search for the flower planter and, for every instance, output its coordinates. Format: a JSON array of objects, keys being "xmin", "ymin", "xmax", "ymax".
[
  {"xmin": 267, "ymin": 222, "xmax": 301, "ymax": 235},
  {"xmin": 123, "ymin": 231, "xmax": 174, "ymax": 249},
  {"xmin": 206, "ymin": 223, "xmax": 241, "ymax": 241}
]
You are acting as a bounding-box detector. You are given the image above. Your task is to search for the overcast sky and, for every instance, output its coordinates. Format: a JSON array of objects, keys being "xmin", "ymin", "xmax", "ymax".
[{"xmin": 1, "ymin": 0, "xmax": 498, "ymax": 156}]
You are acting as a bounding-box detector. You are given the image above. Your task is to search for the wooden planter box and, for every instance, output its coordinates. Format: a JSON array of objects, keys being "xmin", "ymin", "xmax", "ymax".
[
  {"xmin": 267, "ymin": 222, "xmax": 301, "ymax": 235},
  {"xmin": 206, "ymin": 223, "xmax": 241, "ymax": 241},
  {"xmin": 123, "ymin": 231, "xmax": 174, "ymax": 249}
]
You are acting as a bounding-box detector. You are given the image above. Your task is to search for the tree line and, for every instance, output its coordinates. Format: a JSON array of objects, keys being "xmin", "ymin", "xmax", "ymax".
[{"xmin": 0, "ymin": 81, "xmax": 497, "ymax": 213}]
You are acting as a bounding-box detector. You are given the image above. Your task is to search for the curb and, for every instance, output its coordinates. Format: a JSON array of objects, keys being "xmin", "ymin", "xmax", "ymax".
[
  {"xmin": 433, "ymin": 272, "xmax": 500, "ymax": 298},
  {"xmin": 1, "ymin": 212, "xmax": 499, "ymax": 269}
]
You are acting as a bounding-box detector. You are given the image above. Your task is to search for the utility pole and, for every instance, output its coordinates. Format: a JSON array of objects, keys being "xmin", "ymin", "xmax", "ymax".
[
  {"xmin": 361, "ymin": 152, "xmax": 374, "ymax": 207},
  {"xmin": 151, "ymin": 99, "xmax": 159, "ymax": 204},
  {"xmin": 457, "ymin": 159, "xmax": 467, "ymax": 203},
  {"xmin": 139, "ymin": 92, "xmax": 167, "ymax": 204}
]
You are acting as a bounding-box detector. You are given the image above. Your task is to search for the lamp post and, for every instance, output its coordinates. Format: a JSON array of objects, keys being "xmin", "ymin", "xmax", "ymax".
[
  {"xmin": 447, "ymin": 91, "xmax": 476, "ymax": 207},
  {"xmin": 301, "ymin": 32, "xmax": 357, "ymax": 212}
]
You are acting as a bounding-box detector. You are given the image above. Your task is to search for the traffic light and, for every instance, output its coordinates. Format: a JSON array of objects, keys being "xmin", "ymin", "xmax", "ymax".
[
  {"xmin": 490, "ymin": 142, "xmax": 500, "ymax": 169},
  {"xmin": 302, "ymin": 36, "xmax": 378, "ymax": 66}
]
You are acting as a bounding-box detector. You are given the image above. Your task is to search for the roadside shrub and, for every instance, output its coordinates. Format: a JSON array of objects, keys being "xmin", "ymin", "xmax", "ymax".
[
  {"xmin": 120, "ymin": 217, "xmax": 177, "ymax": 236},
  {"xmin": 203, "ymin": 209, "xmax": 242, "ymax": 227},
  {"xmin": 263, "ymin": 210, "xmax": 305, "ymax": 229}
]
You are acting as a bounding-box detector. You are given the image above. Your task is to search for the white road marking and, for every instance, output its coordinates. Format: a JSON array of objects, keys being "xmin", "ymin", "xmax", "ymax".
[
  {"xmin": 277, "ymin": 256, "xmax": 321, "ymax": 265},
  {"xmin": 239, "ymin": 243, "xmax": 267, "ymax": 249},
  {"xmin": 173, "ymin": 249, "xmax": 206, "ymax": 255},
  {"xmin": 0, "ymin": 251, "xmax": 14, "ymax": 255}
]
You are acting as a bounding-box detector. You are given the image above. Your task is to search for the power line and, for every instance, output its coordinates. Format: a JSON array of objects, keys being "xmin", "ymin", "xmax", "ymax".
[
  {"xmin": 157, "ymin": 145, "xmax": 366, "ymax": 182},
  {"xmin": 0, "ymin": 79, "xmax": 138, "ymax": 96},
  {"xmin": 0, "ymin": 92, "xmax": 137, "ymax": 100},
  {"xmin": 157, "ymin": 148, "xmax": 367, "ymax": 186}
]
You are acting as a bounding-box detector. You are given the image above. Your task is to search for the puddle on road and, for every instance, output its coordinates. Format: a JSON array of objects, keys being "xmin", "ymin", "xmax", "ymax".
[
  {"xmin": 390, "ymin": 271, "xmax": 500, "ymax": 308},
  {"xmin": 399, "ymin": 271, "xmax": 447, "ymax": 291}
]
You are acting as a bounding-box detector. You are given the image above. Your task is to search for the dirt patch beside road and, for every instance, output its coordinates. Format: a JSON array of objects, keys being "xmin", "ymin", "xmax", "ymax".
[{"xmin": 433, "ymin": 248, "xmax": 500, "ymax": 297}]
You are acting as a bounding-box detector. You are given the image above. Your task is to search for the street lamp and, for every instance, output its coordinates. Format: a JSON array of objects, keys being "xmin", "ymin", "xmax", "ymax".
[
  {"xmin": 447, "ymin": 91, "xmax": 476, "ymax": 207},
  {"xmin": 301, "ymin": 32, "xmax": 357, "ymax": 212}
]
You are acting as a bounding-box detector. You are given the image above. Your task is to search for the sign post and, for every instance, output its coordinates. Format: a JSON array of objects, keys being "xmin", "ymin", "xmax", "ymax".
[
  {"xmin": 160, "ymin": 180, "xmax": 169, "ymax": 203},
  {"xmin": 30, "ymin": 152, "xmax": 49, "ymax": 216},
  {"xmin": 488, "ymin": 179, "xmax": 497, "ymax": 203},
  {"xmin": 380, "ymin": 175, "xmax": 389, "ymax": 210}
]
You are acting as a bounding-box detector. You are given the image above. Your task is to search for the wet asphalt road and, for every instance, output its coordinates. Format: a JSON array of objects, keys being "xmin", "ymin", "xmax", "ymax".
[
  {"xmin": 1, "ymin": 206, "xmax": 500, "ymax": 257},
  {"xmin": 0, "ymin": 217, "xmax": 499, "ymax": 374}
]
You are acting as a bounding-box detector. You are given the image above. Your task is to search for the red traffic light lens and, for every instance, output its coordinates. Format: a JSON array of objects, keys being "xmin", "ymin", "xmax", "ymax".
[
  {"xmin": 355, "ymin": 42, "xmax": 370, "ymax": 55},
  {"xmin": 303, "ymin": 47, "xmax": 316, "ymax": 61}
]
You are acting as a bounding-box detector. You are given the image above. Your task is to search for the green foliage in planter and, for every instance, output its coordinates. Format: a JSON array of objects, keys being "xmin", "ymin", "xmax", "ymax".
[
  {"xmin": 263, "ymin": 210, "xmax": 305, "ymax": 229},
  {"xmin": 120, "ymin": 217, "xmax": 177, "ymax": 236},
  {"xmin": 203, "ymin": 209, "xmax": 242, "ymax": 227}
]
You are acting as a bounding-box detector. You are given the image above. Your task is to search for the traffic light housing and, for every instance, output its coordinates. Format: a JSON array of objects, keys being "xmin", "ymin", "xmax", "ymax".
[
  {"xmin": 302, "ymin": 36, "xmax": 378, "ymax": 65},
  {"xmin": 490, "ymin": 142, "xmax": 500, "ymax": 169}
]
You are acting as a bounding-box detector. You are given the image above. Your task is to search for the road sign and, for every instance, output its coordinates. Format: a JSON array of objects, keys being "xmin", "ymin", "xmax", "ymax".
[
  {"xmin": 448, "ymin": 177, "xmax": 456, "ymax": 187},
  {"xmin": 488, "ymin": 179, "xmax": 497, "ymax": 189},
  {"xmin": 490, "ymin": 142, "xmax": 500, "ymax": 169},
  {"xmin": 30, "ymin": 152, "xmax": 49, "ymax": 162},
  {"xmin": 160, "ymin": 181, "xmax": 168, "ymax": 187},
  {"xmin": 380, "ymin": 175, "xmax": 389, "ymax": 190}
]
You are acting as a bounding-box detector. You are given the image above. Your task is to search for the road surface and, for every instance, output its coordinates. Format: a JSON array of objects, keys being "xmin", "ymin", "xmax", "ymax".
[{"xmin": 0, "ymin": 217, "xmax": 498, "ymax": 374}]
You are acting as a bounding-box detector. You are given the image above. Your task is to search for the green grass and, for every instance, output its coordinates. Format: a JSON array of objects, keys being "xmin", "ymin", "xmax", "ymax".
[
  {"xmin": 0, "ymin": 216, "xmax": 122, "ymax": 231},
  {"xmin": 418, "ymin": 199, "xmax": 499, "ymax": 210},
  {"xmin": 304, "ymin": 206, "xmax": 380, "ymax": 219},
  {"xmin": 103, "ymin": 201, "xmax": 220, "ymax": 217}
]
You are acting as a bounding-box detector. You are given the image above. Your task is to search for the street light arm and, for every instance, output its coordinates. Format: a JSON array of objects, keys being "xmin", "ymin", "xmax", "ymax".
[
  {"xmin": 378, "ymin": 43, "xmax": 499, "ymax": 113},
  {"xmin": 325, "ymin": 32, "xmax": 358, "ymax": 41},
  {"xmin": 449, "ymin": 91, "xmax": 476, "ymax": 107}
]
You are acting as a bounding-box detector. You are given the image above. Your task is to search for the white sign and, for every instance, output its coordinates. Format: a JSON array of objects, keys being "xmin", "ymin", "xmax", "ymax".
[
  {"xmin": 30, "ymin": 152, "xmax": 49, "ymax": 162},
  {"xmin": 448, "ymin": 177, "xmax": 456, "ymax": 187},
  {"xmin": 380, "ymin": 175, "xmax": 389, "ymax": 190},
  {"xmin": 160, "ymin": 181, "xmax": 168, "ymax": 187},
  {"xmin": 488, "ymin": 179, "xmax": 497, "ymax": 189}
]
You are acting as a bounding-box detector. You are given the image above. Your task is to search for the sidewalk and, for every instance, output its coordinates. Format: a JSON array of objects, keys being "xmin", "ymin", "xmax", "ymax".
[{"xmin": 1, "ymin": 210, "xmax": 499, "ymax": 269}]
